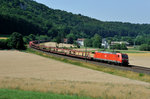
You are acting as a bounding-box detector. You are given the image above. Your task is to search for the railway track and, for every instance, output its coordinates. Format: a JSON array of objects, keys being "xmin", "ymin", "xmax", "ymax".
[
  {"xmin": 131, "ymin": 66, "xmax": 150, "ymax": 74},
  {"xmin": 30, "ymin": 47, "xmax": 150, "ymax": 75}
]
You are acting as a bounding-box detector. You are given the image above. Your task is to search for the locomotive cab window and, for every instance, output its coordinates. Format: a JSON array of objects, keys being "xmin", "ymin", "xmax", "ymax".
[
  {"xmin": 122, "ymin": 54, "xmax": 128, "ymax": 58},
  {"xmin": 92, "ymin": 52, "xmax": 95, "ymax": 54}
]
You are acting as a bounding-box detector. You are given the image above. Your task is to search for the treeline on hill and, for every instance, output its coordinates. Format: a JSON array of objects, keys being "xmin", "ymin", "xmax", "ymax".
[{"xmin": 1, "ymin": 0, "xmax": 150, "ymax": 39}]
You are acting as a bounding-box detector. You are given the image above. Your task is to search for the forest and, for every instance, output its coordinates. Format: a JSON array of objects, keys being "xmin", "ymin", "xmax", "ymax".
[{"xmin": 0, "ymin": 0, "xmax": 150, "ymax": 48}]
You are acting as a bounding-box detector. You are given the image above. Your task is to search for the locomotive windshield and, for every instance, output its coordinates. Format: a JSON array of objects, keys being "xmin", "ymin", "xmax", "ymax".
[{"xmin": 122, "ymin": 54, "xmax": 128, "ymax": 58}]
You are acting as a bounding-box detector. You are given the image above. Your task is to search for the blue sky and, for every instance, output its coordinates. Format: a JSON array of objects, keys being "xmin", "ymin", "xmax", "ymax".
[{"xmin": 35, "ymin": 0, "xmax": 150, "ymax": 24}]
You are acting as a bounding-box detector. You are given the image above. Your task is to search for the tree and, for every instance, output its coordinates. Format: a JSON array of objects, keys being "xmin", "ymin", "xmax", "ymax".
[
  {"xmin": 0, "ymin": 39, "xmax": 9, "ymax": 49},
  {"xmin": 110, "ymin": 43, "xmax": 128, "ymax": 50},
  {"xmin": 92, "ymin": 34, "xmax": 102, "ymax": 48},
  {"xmin": 28, "ymin": 34, "xmax": 36, "ymax": 41},
  {"xmin": 120, "ymin": 43, "xmax": 128, "ymax": 50},
  {"xmin": 67, "ymin": 33, "xmax": 75, "ymax": 44},
  {"xmin": 7, "ymin": 32, "xmax": 26, "ymax": 50},
  {"xmin": 56, "ymin": 36, "xmax": 61, "ymax": 47},
  {"xmin": 84, "ymin": 39, "xmax": 92, "ymax": 47},
  {"xmin": 139, "ymin": 44, "xmax": 150, "ymax": 51},
  {"xmin": 73, "ymin": 41, "xmax": 80, "ymax": 48},
  {"xmin": 67, "ymin": 36, "xmax": 74, "ymax": 44},
  {"xmin": 135, "ymin": 35, "xmax": 145, "ymax": 45},
  {"xmin": 37, "ymin": 35, "xmax": 51, "ymax": 41}
]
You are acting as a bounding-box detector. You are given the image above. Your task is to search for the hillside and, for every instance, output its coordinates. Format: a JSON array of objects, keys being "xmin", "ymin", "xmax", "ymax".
[{"xmin": 0, "ymin": 0, "xmax": 150, "ymax": 39}]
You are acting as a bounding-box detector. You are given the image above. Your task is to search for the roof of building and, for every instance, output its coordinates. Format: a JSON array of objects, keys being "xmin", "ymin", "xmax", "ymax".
[
  {"xmin": 77, "ymin": 38, "xmax": 85, "ymax": 41},
  {"xmin": 64, "ymin": 38, "xmax": 68, "ymax": 43}
]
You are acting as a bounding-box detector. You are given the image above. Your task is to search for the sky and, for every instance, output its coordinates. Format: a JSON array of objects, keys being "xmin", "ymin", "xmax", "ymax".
[{"xmin": 35, "ymin": 0, "xmax": 150, "ymax": 24}]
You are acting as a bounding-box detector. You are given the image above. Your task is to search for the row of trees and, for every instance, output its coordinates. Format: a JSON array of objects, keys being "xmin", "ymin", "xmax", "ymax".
[
  {"xmin": 1, "ymin": 32, "xmax": 149, "ymax": 51},
  {"xmin": 110, "ymin": 44, "xmax": 128, "ymax": 50},
  {"xmin": 23, "ymin": 34, "xmax": 51, "ymax": 44},
  {"xmin": 139, "ymin": 44, "xmax": 150, "ymax": 51},
  {"xmin": 106, "ymin": 34, "xmax": 150, "ymax": 46}
]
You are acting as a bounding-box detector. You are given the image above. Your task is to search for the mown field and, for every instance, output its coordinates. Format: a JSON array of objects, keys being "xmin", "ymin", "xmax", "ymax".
[
  {"xmin": 0, "ymin": 50, "xmax": 150, "ymax": 99},
  {"xmin": 41, "ymin": 42, "xmax": 75, "ymax": 48},
  {"xmin": 128, "ymin": 53, "xmax": 150, "ymax": 68},
  {"xmin": 0, "ymin": 37, "xmax": 8, "ymax": 39}
]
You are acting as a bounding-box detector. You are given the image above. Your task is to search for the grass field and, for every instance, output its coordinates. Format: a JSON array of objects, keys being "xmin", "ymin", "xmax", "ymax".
[
  {"xmin": 0, "ymin": 50, "xmax": 150, "ymax": 99},
  {"xmin": 0, "ymin": 77, "xmax": 150, "ymax": 99},
  {"xmin": 0, "ymin": 89, "xmax": 94, "ymax": 99}
]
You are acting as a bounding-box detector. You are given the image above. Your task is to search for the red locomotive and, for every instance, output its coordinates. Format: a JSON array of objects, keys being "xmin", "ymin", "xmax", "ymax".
[
  {"xmin": 93, "ymin": 51, "xmax": 129, "ymax": 65},
  {"xmin": 29, "ymin": 41, "xmax": 129, "ymax": 66}
]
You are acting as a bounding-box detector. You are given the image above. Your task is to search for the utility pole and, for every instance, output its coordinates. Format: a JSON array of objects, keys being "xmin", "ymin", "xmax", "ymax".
[
  {"xmin": 134, "ymin": 39, "xmax": 136, "ymax": 48},
  {"xmin": 85, "ymin": 42, "xmax": 87, "ymax": 63}
]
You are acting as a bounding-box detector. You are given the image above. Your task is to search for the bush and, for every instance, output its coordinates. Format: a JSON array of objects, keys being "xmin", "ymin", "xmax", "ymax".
[
  {"xmin": 77, "ymin": 44, "xmax": 80, "ymax": 48},
  {"xmin": 7, "ymin": 32, "xmax": 26, "ymax": 50},
  {"xmin": 0, "ymin": 39, "xmax": 9, "ymax": 49},
  {"xmin": 139, "ymin": 44, "xmax": 150, "ymax": 51},
  {"xmin": 110, "ymin": 43, "xmax": 128, "ymax": 50},
  {"xmin": 121, "ymin": 43, "xmax": 128, "ymax": 50},
  {"xmin": 139, "ymin": 73, "xmax": 144, "ymax": 77}
]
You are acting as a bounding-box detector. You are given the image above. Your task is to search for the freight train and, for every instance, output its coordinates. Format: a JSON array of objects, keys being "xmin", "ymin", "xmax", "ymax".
[{"xmin": 29, "ymin": 41, "xmax": 129, "ymax": 66}]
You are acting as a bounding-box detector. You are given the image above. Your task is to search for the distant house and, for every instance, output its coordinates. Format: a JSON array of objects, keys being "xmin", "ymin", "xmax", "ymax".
[
  {"xmin": 63, "ymin": 38, "xmax": 68, "ymax": 44},
  {"xmin": 76, "ymin": 38, "xmax": 85, "ymax": 46},
  {"xmin": 111, "ymin": 41, "xmax": 129, "ymax": 45},
  {"xmin": 101, "ymin": 38, "xmax": 109, "ymax": 49}
]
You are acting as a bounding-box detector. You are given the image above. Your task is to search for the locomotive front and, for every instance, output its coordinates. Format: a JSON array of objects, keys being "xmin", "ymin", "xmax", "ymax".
[{"xmin": 121, "ymin": 54, "xmax": 129, "ymax": 65}]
